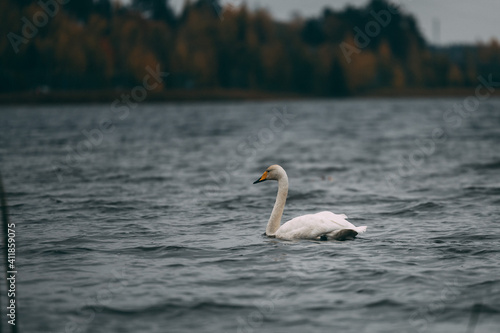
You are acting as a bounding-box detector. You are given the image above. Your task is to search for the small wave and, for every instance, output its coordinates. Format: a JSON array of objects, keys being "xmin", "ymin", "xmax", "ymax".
[
  {"xmin": 466, "ymin": 279, "xmax": 500, "ymax": 289},
  {"xmin": 380, "ymin": 201, "xmax": 442, "ymax": 216},
  {"xmin": 464, "ymin": 160, "xmax": 500, "ymax": 170},
  {"xmin": 6, "ymin": 203, "xmax": 25, "ymax": 209},
  {"xmin": 308, "ymin": 165, "xmax": 349, "ymax": 173},
  {"xmin": 463, "ymin": 186, "xmax": 500, "ymax": 195},
  {"xmin": 430, "ymin": 232, "xmax": 499, "ymax": 242},
  {"xmin": 413, "ymin": 201, "xmax": 443, "ymax": 210},
  {"xmin": 207, "ymin": 196, "xmax": 245, "ymax": 210},
  {"xmin": 288, "ymin": 189, "xmax": 328, "ymax": 201},
  {"xmin": 439, "ymin": 246, "xmax": 474, "ymax": 254},
  {"xmin": 355, "ymin": 288, "xmax": 377, "ymax": 295},
  {"xmin": 86, "ymin": 300, "xmax": 251, "ymax": 316},
  {"xmin": 40, "ymin": 235, "xmax": 106, "ymax": 246},
  {"xmin": 100, "ymin": 204, "xmax": 138, "ymax": 212},
  {"xmin": 365, "ymin": 299, "xmax": 404, "ymax": 308},
  {"xmin": 26, "ymin": 247, "xmax": 95, "ymax": 256},
  {"xmin": 120, "ymin": 245, "xmax": 204, "ymax": 258},
  {"xmin": 130, "ymin": 176, "xmax": 172, "ymax": 183},
  {"xmin": 95, "ymin": 173, "xmax": 130, "ymax": 181},
  {"xmin": 125, "ymin": 245, "xmax": 194, "ymax": 252},
  {"xmin": 2, "ymin": 191, "xmax": 29, "ymax": 198},
  {"xmin": 472, "ymin": 249, "xmax": 500, "ymax": 255}
]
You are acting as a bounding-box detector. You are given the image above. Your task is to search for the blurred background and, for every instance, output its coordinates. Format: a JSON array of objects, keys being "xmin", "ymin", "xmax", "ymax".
[{"xmin": 1, "ymin": 0, "xmax": 499, "ymax": 102}]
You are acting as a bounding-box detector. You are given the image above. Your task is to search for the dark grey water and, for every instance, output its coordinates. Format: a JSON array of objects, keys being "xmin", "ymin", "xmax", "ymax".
[{"xmin": 1, "ymin": 99, "xmax": 500, "ymax": 333}]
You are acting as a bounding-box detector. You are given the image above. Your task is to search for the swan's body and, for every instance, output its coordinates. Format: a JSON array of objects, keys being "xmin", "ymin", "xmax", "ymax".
[{"xmin": 254, "ymin": 165, "xmax": 367, "ymax": 241}]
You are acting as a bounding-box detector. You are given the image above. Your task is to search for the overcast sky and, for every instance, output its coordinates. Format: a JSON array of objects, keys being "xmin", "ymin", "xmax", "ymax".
[{"xmin": 123, "ymin": 0, "xmax": 500, "ymax": 45}]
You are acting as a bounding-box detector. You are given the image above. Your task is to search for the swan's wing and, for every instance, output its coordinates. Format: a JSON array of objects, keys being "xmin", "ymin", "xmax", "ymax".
[
  {"xmin": 275, "ymin": 211, "xmax": 366, "ymax": 240},
  {"xmin": 317, "ymin": 211, "xmax": 368, "ymax": 235}
]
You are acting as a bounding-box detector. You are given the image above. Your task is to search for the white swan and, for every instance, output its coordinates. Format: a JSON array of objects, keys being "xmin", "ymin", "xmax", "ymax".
[{"xmin": 253, "ymin": 165, "xmax": 367, "ymax": 241}]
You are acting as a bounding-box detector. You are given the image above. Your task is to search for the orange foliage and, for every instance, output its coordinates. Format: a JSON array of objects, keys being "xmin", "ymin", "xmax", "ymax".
[{"xmin": 1, "ymin": 0, "xmax": 498, "ymax": 94}]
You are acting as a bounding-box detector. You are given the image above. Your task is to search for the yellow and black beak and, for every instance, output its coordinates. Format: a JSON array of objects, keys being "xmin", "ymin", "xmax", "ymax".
[{"xmin": 253, "ymin": 171, "xmax": 268, "ymax": 184}]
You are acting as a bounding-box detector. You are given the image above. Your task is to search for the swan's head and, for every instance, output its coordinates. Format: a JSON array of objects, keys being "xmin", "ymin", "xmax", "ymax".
[{"xmin": 253, "ymin": 165, "xmax": 286, "ymax": 184}]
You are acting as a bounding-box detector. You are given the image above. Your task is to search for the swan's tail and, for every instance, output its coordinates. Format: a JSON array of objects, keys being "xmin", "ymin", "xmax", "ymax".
[
  {"xmin": 353, "ymin": 226, "xmax": 367, "ymax": 234},
  {"xmin": 323, "ymin": 226, "xmax": 367, "ymax": 241}
]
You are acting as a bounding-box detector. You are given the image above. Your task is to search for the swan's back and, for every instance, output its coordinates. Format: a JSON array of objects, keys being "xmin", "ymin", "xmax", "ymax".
[{"xmin": 275, "ymin": 211, "xmax": 366, "ymax": 240}]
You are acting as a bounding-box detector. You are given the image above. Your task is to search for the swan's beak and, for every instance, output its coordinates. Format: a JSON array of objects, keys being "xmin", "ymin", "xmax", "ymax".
[{"xmin": 253, "ymin": 171, "xmax": 268, "ymax": 184}]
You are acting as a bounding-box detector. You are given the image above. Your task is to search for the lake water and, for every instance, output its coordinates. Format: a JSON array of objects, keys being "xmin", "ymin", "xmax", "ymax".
[{"xmin": 1, "ymin": 99, "xmax": 499, "ymax": 333}]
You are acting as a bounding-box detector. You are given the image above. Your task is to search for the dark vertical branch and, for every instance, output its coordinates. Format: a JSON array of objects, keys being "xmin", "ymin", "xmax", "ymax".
[
  {"xmin": 0, "ymin": 172, "xmax": 17, "ymax": 333},
  {"xmin": 0, "ymin": 172, "xmax": 5, "ymax": 333},
  {"xmin": 466, "ymin": 303, "xmax": 483, "ymax": 333}
]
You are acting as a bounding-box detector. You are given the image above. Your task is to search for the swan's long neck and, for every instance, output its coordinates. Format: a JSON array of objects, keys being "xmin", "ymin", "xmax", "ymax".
[{"xmin": 266, "ymin": 174, "xmax": 288, "ymax": 235}]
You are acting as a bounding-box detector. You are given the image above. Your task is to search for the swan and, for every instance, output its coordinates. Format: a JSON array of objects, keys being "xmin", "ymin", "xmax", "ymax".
[{"xmin": 253, "ymin": 165, "xmax": 367, "ymax": 241}]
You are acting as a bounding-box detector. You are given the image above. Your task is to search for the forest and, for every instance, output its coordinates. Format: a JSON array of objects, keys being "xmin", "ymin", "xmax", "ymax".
[{"xmin": 1, "ymin": 0, "xmax": 499, "ymax": 98}]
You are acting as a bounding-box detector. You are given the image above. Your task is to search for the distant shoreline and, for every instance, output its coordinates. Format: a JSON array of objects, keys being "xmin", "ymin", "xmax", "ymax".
[{"xmin": 1, "ymin": 88, "xmax": 499, "ymax": 105}]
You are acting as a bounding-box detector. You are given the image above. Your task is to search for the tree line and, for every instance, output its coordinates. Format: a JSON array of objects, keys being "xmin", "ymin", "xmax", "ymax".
[{"xmin": 1, "ymin": 0, "xmax": 499, "ymax": 96}]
